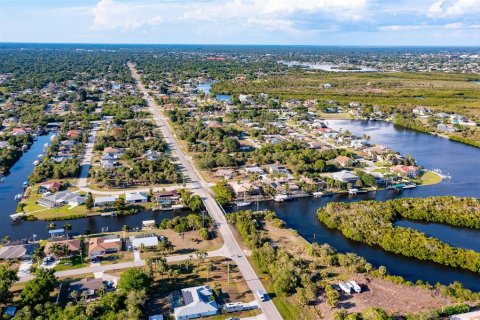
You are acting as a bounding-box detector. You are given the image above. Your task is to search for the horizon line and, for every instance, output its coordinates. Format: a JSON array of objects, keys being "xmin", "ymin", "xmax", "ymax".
[{"xmin": 1, "ymin": 41, "xmax": 480, "ymax": 48}]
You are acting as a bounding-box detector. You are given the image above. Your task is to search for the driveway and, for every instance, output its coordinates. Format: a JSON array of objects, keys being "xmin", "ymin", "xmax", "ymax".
[{"xmin": 17, "ymin": 260, "xmax": 33, "ymax": 277}]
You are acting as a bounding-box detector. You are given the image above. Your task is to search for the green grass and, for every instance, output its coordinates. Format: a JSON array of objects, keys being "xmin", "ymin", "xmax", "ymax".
[
  {"xmin": 419, "ymin": 171, "xmax": 443, "ymax": 186},
  {"xmin": 54, "ymin": 255, "xmax": 86, "ymax": 271}
]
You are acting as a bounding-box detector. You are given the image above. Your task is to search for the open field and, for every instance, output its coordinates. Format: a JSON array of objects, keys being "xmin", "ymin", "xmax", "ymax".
[{"xmin": 214, "ymin": 72, "xmax": 480, "ymax": 117}]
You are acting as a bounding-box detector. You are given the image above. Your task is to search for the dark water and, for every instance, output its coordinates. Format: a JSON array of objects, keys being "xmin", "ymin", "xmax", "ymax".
[
  {"xmin": 0, "ymin": 134, "xmax": 52, "ymax": 216},
  {"xmin": 227, "ymin": 120, "xmax": 480, "ymax": 290},
  {"xmin": 0, "ymin": 134, "xmax": 190, "ymax": 240},
  {"xmin": 5, "ymin": 209, "xmax": 190, "ymax": 241},
  {"xmin": 395, "ymin": 219, "xmax": 480, "ymax": 252}
]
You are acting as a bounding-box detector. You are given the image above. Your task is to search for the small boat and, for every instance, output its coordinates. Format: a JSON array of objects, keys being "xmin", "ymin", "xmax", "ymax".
[
  {"xmin": 14, "ymin": 193, "xmax": 23, "ymax": 201},
  {"xmin": 23, "ymin": 181, "xmax": 28, "ymax": 187},
  {"xmin": 50, "ymin": 134, "xmax": 56, "ymax": 141},
  {"xmin": 236, "ymin": 202, "xmax": 251, "ymax": 207},
  {"xmin": 313, "ymin": 191, "xmax": 323, "ymax": 197},
  {"xmin": 403, "ymin": 183, "xmax": 416, "ymax": 189},
  {"xmin": 37, "ymin": 154, "xmax": 43, "ymax": 158},
  {"xmin": 348, "ymin": 188, "xmax": 358, "ymax": 195},
  {"xmin": 33, "ymin": 160, "xmax": 40, "ymax": 166},
  {"xmin": 348, "ymin": 280, "xmax": 362, "ymax": 293},
  {"xmin": 22, "ymin": 145, "xmax": 28, "ymax": 151}
]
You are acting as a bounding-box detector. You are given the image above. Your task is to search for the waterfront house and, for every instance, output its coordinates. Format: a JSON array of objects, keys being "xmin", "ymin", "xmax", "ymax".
[
  {"xmin": 44, "ymin": 239, "xmax": 82, "ymax": 256},
  {"xmin": 94, "ymin": 195, "xmax": 119, "ymax": 207},
  {"xmin": 0, "ymin": 243, "xmax": 38, "ymax": 261},
  {"xmin": 129, "ymin": 235, "xmax": 158, "ymax": 250},
  {"xmin": 37, "ymin": 191, "xmax": 84, "ymax": 208},
  {"xmin": 173, "ymin": 285, "xmax": 219, "ymax": 320},
  {"xmin": 88, "ymin": 236, "xmax": 122, "ymax": 257},
  {"xmin": 38, "ymin": 181, "xmax": 62, "ymax": 193},
  {"xmin": 331, "ymin": 170, "xmax": 358, "ymax": 184},
  {"xmin": 153, "ymin": 190, "xmax": 182, "ymax": 209},
  {"xmin": 228, "ymin": 181, "xmax": 261, "ymax": 198},
  {"xmin": 125, "ymin": 192, "xmax": 148, "ymax": 204},
  {"xmin": 391, "ymin": 165, "xmax": 420, "ymax": 178}
]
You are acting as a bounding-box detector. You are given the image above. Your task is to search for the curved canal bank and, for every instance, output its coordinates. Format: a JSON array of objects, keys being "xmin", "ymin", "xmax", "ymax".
[
  {"xmin": 226, "ymin": 120, "xmax": 480, "ymax": 290},
  {"xmin": 1, "ymin": 120, "xmax": 479, "ymax": 290}
]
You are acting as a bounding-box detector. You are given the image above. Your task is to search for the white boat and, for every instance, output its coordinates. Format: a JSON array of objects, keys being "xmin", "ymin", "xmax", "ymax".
[
  {"xmin": 274, "ymin": 194, "xmax": 289, "ymax": 202},
  {"xmin": 37, "ymin": 154, "xmax": 43, "ymax": 158},
  {"xmin": 14, "ymin": 193, "xmax": 23, "ymax": 201},
  {"xmin": 348, "ymin": 188, "xmax": 358, "ymax": 195},
  {"xmin": 338, "ymin": 281, "xmax": 351, "ymax": 294},
  {"xmin": 236, "ymin": 202, "xmax": 251, "ymax": 207},
  {"xmin": 313, "ymin": 191, "xmax": 323, "ymax": 197},
  {"xmin": 33, "ymin": 160, "xmax": 40, "ymax": 166},
  {"xmin": 348, "ymin": 280, "xmax": 362, "ymax": 293},
  {"xmin": 50, "ymin": 134, "xmax": 56, "ymax": 141}
]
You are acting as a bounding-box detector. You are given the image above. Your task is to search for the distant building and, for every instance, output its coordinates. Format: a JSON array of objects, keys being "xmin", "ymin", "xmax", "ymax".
[
  {"xmin": 94, "ymin": 195, "xmax": 119, "ymax": 207},
  {"xmin": 125, "ymin": 192, "xmax": 148, "ymax": 204},
  {"xmin": 129, "ymin": 235, "xmax": 158, "ymax": 250},
  {"xmin": 173, "ymin": 285, "xmax": 218, "ymax": 320},
  {"xmin": 391, "ymin": 165, "xmax": 420, "ymax": 178}
]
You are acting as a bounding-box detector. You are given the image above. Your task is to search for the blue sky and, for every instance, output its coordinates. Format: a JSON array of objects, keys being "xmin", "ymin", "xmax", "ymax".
[{"xmin": 1, "ymin": 0, "xmax": 480, "ymax": 45}]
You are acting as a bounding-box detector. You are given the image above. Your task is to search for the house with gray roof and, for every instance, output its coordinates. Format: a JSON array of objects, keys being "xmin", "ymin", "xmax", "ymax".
[{"xmin": 173, "ymin": 285, "xmax": 218, "ymax": 320}]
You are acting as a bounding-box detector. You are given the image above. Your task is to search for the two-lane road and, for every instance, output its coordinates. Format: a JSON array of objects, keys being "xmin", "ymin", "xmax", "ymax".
[{"xmin": 128, "ymin": 63, "xmax": 282, "ymax": 320}]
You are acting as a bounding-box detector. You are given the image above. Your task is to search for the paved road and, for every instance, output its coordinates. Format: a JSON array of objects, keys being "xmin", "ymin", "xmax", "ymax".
[
  {"xmin": 18, "ymin": 247, "xmax": 228, "ymax": 283},
  {"xmin": 129, "ymin": 63, "xmax": 282, "ymax": 320},
  {"xmin": 77, "ymin": 122, "xmax": 99, "ymax": 189}
]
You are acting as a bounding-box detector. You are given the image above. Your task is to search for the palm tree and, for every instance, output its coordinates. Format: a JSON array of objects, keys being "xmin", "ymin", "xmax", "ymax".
[
  {"xmin": 70, "ymin": 290, "xmax": 80, "ymax": 302},
  {"xmin": 46, "ymin": 222, "xmax": 56, "ymax": 231},
  {"xmin": 32, "ymin": 247, "xmax": 45, "ymax": 266},
  {"xmin": 63, "ymin": 223, "xmax": 72, "ymax": 238}
]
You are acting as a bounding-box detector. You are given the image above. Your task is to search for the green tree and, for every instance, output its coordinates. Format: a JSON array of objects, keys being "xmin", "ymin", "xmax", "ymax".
[
  {"xmin": 85, "ymin": 192, "xmax": 94, "ymax": 210},
  {"xmin": 117, "ymin": 269, "xmax": 152, "ymax": 292},
  {"xmin": 325, "ymin": 285, "xmax": 340, "ymax": 308},
  {"xmin": 0, "ymin": 263, "xmax": 19, "ymax": 304},
  {"xmin": 21, "ymin": 269, "xmax": 58, "ymax": 305}
]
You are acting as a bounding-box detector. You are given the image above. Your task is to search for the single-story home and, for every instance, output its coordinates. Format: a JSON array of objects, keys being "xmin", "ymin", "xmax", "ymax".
[
  {"xmin": 37, "ymin": 191, "xmax": 84, "ymax": 208},
  {"xmin": 44, "ymin": 239, "xmax": 82, "ymax": 256},
  {"xmin": 94, "ymin": 195, "xmax": 119, "ymax": 207},
  {"xmin": 267, "ymin": 164, "xmax": 290, "ymax": 174},
  {"xmin": 125, "ymin": 192, "xmax": 148, "ymax": 204},
  {"xmin": 331, "ymin": 170, "xmax": 358, "ymax": 184},
  {"xmin": 0, "ymin": 243, "xmax": 38, "ymax": 261},
  {"xmin": 69, "ymin": 278, "xmax": 104, "ymax": 298},
  {"xmin": 88, "ymin": 236, "xmax": 122, "ymax": 257},
  {"xmin": 174, "ymin": 285, "xmax": 219, "ymax": 320},
  {"xmin": 129, "ymin": 235, "xmax": 158, "ymax": 250}
]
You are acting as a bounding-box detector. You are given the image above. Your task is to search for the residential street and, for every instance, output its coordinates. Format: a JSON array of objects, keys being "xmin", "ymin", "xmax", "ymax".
[{"xmin": 128, "ymin": 62, "xmax": 283, "ymax": 320}]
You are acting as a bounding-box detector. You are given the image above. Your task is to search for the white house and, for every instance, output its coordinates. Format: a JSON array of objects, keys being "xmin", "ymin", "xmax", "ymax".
[
  {"xmin": 331, "ymin": 170, "xmax": 358, "ymax": 184},
  {"xmin": 174, "ymin": 285, "xmax": 219, "ymax": 320},
  {"xmin": 125, "ymin": 192, "xmax": 148, "ymax": 204},
  {"xmin": 94, "ymin": 195, "xmax": 119, "ymax": 207},
  {"xmin": 37, "ymin": 191, "xmax": 84, "ymax": 208},
  {"xmin": 130, "ymin": 235, "xmax": 158, "ymax": 250}
]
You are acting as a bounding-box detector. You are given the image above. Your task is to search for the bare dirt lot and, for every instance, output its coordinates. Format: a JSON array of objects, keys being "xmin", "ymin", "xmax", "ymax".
[{"xmin": 266, "ymin": 224, "xmax": 454, "ymax": 318}]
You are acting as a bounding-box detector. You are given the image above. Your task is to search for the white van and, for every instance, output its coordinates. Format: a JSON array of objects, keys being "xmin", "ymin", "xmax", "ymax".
[{"xmin": 256, "ymin": 290, "xmax": 267, "ymax": 301}]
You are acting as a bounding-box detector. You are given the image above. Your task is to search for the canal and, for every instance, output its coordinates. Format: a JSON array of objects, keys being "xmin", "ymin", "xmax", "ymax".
[
  {"xmin": 227, "ymin": 120, "xmax": 480, "ymax": 290},
  {"xmin": 2, "ymin": 120, "xmax": 479, "ymax": 290}
]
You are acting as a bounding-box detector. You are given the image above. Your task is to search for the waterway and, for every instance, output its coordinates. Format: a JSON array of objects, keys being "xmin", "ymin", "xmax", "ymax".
[
  {"xmin": 279, "ymin": 61, "xmax": 379, "ymax": 72},
  {"xmin": 197, "ymin": 82, "xmax": 232, "ymax": 101},
  {"xmin": 2, "ymin": 120, "xmax": 480, "ymax": 290},
  {"xmin": 227, "ymin": 120, "xmax": 480, "ymax": 290},
  {"xmin": 0, "ymin": 134, "xmax": 190, "ymax": 240}
]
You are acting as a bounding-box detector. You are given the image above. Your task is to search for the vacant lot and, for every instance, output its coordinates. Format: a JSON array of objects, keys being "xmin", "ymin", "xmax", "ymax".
[{"xmin": 265, "ymin": 223, "xmax": 454, "ymax": 319}]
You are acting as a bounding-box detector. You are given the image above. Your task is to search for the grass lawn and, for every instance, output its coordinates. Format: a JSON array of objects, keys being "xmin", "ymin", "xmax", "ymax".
[
  {"xmin": 419, "ymin": 171, "xmax": 443, "ymax": 186},
  {"xmin": 21, "ymin": 190, "xmax": 89, "ymax": 220},
  {"xmin": 54, "ymin": 255, "xmax": 87, "ymax": 271}
]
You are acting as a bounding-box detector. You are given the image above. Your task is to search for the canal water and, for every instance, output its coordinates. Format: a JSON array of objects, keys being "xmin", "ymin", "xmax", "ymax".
[
  {"xmin": 227, "ymin": 120, "xmax": 480, "ymax": 290},
  {"xmin": 2, "ymin": 120, "xmax": 480, "ymax": 290},
  {"xmin": 0, "ymin": 134, "xmax": 190, "ymax": 240},
  {"xmin": 197, "ymin": 82, "xmax": 232, "ymax": 101},
  {"xmin": 0, "ymin": 134, "xmax": 52, "ymax": 217}
]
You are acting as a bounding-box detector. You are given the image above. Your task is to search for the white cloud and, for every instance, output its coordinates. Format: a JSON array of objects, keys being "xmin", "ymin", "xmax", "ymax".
[
  {"xmin": 427, "ymin": 0, "xmax": 480, "ymax": 18},
  {"xmin": 92, "ymin": 0, "xmax": 165, "ymax": 31},
  {"xmin": 379, "ymin": 25, "xmax": 425, "ymax": 31},
  {"xmin": 91, "ymin": 0, "xmax": 370, "ymax": 33}
]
